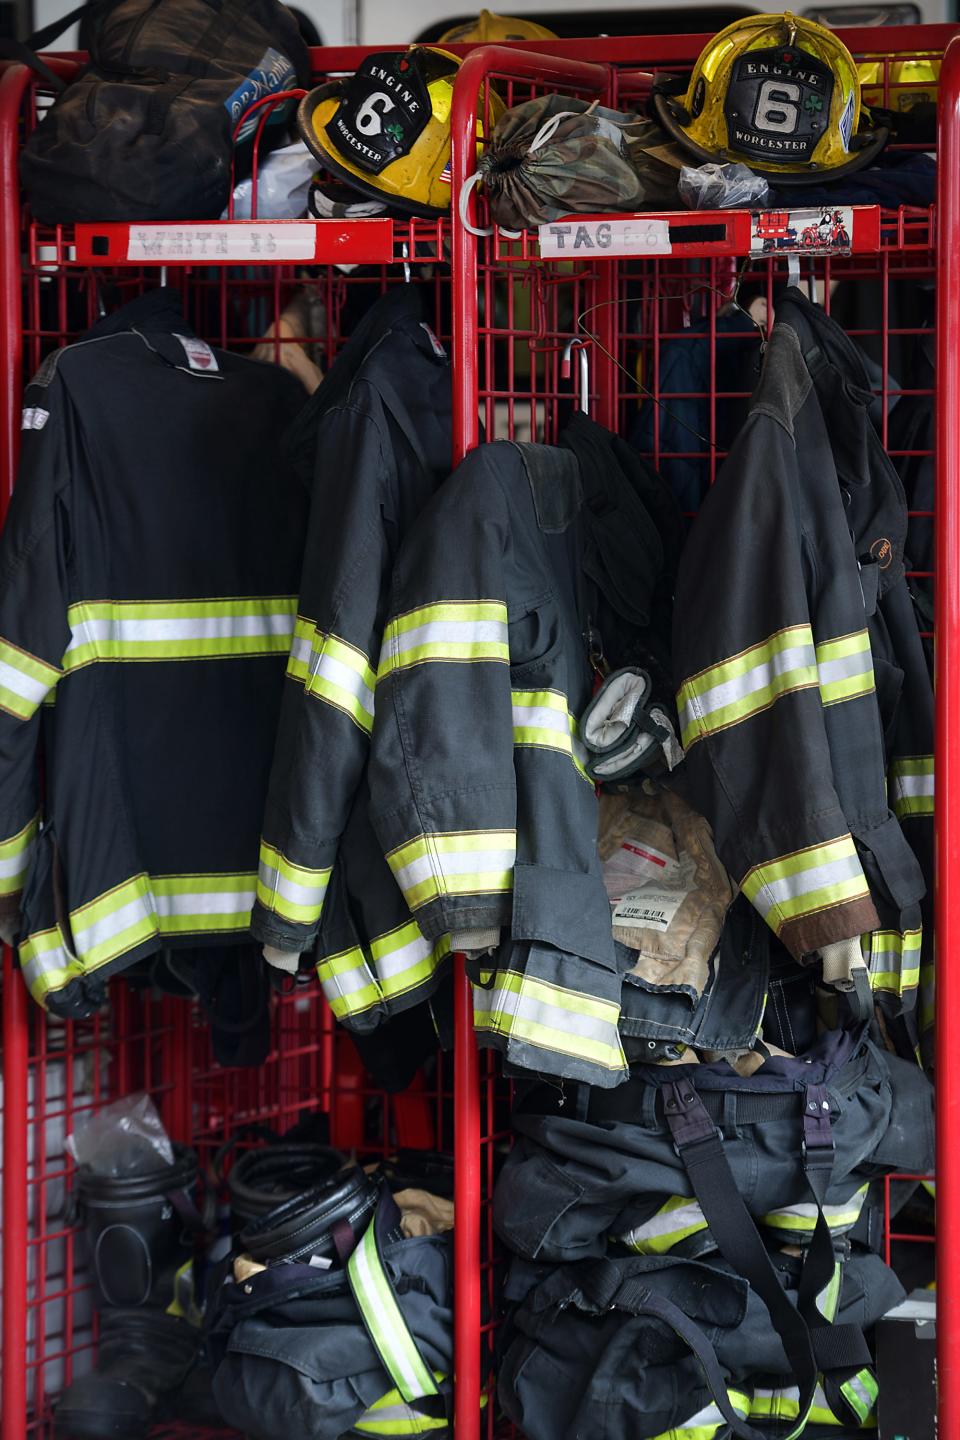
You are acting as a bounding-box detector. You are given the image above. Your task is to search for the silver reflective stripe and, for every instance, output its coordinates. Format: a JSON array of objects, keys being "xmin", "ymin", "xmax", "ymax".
[
  {"xmin": 678, "ymin": 633, "xmax": 816, "ymax": 740},
  {"xmin": 325, "ymin": 963, "xmax": 376, "ymax": 998},
  {"xmin": 393, "ymin": 847, "xmax": 515, "ymax": 894},
  {"xmin": 0, "ymin": 655, "xmax": 50, "ymax": 709},
  {"xmin": 68, "ymin": 614, "xmax": 293, "ymax": 646},
  {"xmin": 511, "ymin": 702, "xmax": 569, "ymax": 736},
  {"xmin": 387, "ymin": 618, "xmax": 506, "ymax": 655},
  {"xmin": 895, "ymin": 774, "xmax": 934, "ymax": 798},
  {"xmin": 72, "ymin": 892, "xmax": 154, "ymax": 954},
  {"xmin": 257, "ymin": 860, "xmax": 328, "ymax": 910},
  {"xmin": 618, "ymin": 1196, "xmax": 708, "ymax": 1254},
  {"xmin": 841, "ymin": 1370, "xmax": 878, "ymax": 1422},
  {"xmin": 310, "ymin": 649, "xmax": 375, "ymax": 718},
  {"xmin": 348, "ymin": 1215, "xmax": 439, "ymax": 1403},
  {"xmin": 153, "ymin": 887, "xmax": 255, "ymax": 918},
  {"xmin": 749, "ymin": 851, "xmax": 864, "ymax": 915}
]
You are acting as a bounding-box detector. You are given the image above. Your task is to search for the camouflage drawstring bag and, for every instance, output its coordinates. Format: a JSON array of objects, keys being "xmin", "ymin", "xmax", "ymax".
[{"xmin": 471, "ymin": 94, "xmax": 683, "ymax": 231}]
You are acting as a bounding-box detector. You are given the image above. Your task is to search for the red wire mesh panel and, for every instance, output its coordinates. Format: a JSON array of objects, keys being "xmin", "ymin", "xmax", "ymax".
[
  {"xmin": 0, "ymin": 50, "xmax": 460, "ymax": 1440},
  {"xmin": 454, "ymin": 31, "xmax": 945, "ymax": 1438},
  {"xmin": 0, "ymin": 25, "xmax": 953, "ymax": 1440}
]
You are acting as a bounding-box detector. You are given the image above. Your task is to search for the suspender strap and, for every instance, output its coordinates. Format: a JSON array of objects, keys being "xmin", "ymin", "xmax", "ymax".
[
  {"xmin": 663, "ymin": 1079, "xmax": 819, "ymax": 1440},
  {"xmin": 579, "ymin": 1258, "xmax": 792, "ymax": 1440},
  {"xmin": 348, "ymin": 1196, "xmax": 440, "ymax": 1408}
]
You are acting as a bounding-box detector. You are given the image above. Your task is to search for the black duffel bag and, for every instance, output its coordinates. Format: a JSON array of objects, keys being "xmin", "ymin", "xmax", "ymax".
[{"xmin": 18, "ymin": 0, "xmax": 310, "ymax": 223}]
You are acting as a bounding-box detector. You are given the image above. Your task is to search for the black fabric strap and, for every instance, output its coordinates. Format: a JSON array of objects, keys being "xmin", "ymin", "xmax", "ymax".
[
  {"xmin": 663, "ymin": 1080, "xmax": 818, "ymax": 1440},
  {"xmin": 579, "ymin": 1260, "xmax": 792, "ymax": 1440},
  {"xmin": 0, "ymin": 41, "xmax": 68, "ymax": 91}
]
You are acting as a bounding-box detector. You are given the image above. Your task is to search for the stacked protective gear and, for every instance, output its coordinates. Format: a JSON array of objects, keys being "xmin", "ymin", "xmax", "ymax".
[
  {"xmin": 369, "ymin": 419, "xmax": 681, "ymax": 1086},
  {"xmin": 249, "ymin": 288, "xmax": 455, "ymax": 1033},
  {"xmin": 672, "ymin": 287, "xmax": 934, "ymax": 1048},
  {"xmin": 0, "ymin": 288, "xmax": 308, "ymax": 1017},
  {"xmin": 495, "ymin": 1025, "xmax": 933, "ymax": 1438},
  {"xmin": 54, "ymin": 1147, "xmax": 207, "ymax": 1439},
  {"xmin": 207, "ymin": 1168, "xmax": 455, "ymax": 1439}
]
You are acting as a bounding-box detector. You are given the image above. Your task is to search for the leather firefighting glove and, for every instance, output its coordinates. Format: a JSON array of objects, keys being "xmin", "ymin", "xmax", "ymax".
[{"xmin": 580, "ymin": 667, "xmax": 682, "ymax": 782}]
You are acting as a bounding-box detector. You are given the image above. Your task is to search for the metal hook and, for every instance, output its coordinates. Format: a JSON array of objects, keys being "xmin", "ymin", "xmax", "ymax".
[
  {"xmin": 561, "ymin": 337, "xmax": 590, "ymax": 415},
  {"xmin": 401, "ymin": 242, "xmax": 411, "ymax": 285},
  {"xmin": 787, "ymin": 252, "xmax": 801, "ymax": 289},
  {"xmin": 160, "ymin": 266, "xmax": 168, "ymax": 288}
]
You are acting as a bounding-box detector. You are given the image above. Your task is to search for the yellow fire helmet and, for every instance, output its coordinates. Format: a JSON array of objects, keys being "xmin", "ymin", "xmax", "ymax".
[
  {"xmin": 298, "ymin": 47, "xmax": 501, "ymax": 218},
  {"xmin": 438, "ymin": 9, "xmax": 557, "ymax": 43},
  {"xmin": 858, "ymin": 55, "xmax": 939, "ymax": 113},
  {"xmin": 653, "ymin": 12, "xmax": 889, "ymax": 184}
]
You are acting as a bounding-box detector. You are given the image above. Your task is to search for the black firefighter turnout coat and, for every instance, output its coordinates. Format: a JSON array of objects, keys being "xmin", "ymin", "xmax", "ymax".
[
  {"xmin": 673, "ymin": 287, "xmax": 933, "ymax": 1041},
  {"xmin": 0, "ymin": 289, "xmax": 308, "ymax": 1016}
]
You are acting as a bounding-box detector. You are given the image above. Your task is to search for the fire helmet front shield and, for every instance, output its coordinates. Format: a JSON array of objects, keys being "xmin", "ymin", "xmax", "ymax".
[{"xmin": 324, "ymin": 54, "xmax": 432, "ymax": 176}]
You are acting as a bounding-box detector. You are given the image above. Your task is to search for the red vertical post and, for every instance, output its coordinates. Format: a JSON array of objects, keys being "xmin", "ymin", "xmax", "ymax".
[
  {"xmin": 448, "ymin": 46, "xmax": 609, "ymax": 1440},
  {"xmin": 0, "ymin": 61, "xmax": 36, "ymax": 1440},
  {"xmin": 936, "ymin": 34, "xmax": 960, "ymax": 1439},
  {"xmin": 3, "ymin": 947, "xmax": 30, "ymax": 1440}
]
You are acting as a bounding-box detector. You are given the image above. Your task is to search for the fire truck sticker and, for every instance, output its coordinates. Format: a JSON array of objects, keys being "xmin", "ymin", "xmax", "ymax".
[{"xmin": 751, "ymin": 207, "xmax": 853, "ymax": 255}]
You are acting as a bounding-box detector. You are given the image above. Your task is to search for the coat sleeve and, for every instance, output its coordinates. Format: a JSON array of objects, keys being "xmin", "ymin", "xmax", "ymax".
[
  {"xmin": 0, "ymin": 373, "xmax": 72, "ymax": 932},
  {"xmin": 672, "ymin": 411, "xmax": 879, "ymax": 959},
  {"xmin": 368, "ymin": 449, "xmax": 517, "ymax": 949},
  {"xmin": 250, "ymin": 402, "xmax": 391, "ymax": 952}
]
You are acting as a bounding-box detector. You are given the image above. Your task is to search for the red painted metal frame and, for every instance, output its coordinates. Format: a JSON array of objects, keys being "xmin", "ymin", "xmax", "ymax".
[
  {"xmin": 72, "ymin": 217, "xmax": 400, "ymax": 266},
  {"xmin": 0, "ymin": 22, "xmax": 956, "ymax": 1440},
  {"xmin": 936, "ymin": 33, "xmax": 960, "ymax": 1439}
]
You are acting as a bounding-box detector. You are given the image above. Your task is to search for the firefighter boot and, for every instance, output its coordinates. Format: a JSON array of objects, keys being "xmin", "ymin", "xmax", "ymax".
[{"xmin": 54, "ymin": 1145, "xmax": 204, "ymax": 1439}]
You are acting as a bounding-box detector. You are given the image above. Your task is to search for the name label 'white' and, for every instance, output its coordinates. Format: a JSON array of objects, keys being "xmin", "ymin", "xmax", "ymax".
[{"xmin": 126, "ymin": 224, "xmax": 317, "ymax": 262}]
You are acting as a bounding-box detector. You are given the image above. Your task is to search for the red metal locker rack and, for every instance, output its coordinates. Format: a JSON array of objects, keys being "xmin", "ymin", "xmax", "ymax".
[
  {"xmin": 447, "ymin": 30, "xmax": 950, "ymax": 1440},
  {"xmin": 0, "ymin": 24, "xmax": 954, "ymax": 1440}
]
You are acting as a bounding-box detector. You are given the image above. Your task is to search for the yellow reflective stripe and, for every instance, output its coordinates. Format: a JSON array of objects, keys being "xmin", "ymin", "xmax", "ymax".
[
  {"xmin": 472, "ymin": 968, "xmax": 626, "ymax": 1073},
  {"xmin": 816, "ymin": 1261, "xmax": 842, "ymax": 1322},
  {"xmin": 649, "ymin": 1390, "xmax": 751, "ymax": 1440},
  {"xmin": 750, "ymin": 1385, "xmax": 843, "ymax": 1427},
  {"xmin": 761, "ymin": 1183, "xmax": 868, "ymax": 1234},
  {"xmin": 511, "ymin": 688, "xmax": 591, "ymax": 783},
  {"xmin": 152, "ymin": 872, "xmax": 255, "ymax": 935},
  {"xmin": 256, "ymin": 841, "xmax": 331, "ymax": 925},
  {"xmin": 18, "ymin": 924, "xmax": 84, "ymax": 1006},
  {"xmin": 379, "ymin": 601, "xmax": 509, "ymax": 677},
  {"xmin": 63, "ymin": 597, "xmax": 296, "ymax": 669},
  {"xmin": 347, "ymin": 1215, "xmax": 439, "ymax": 1403},
  {"xmin": 0, "ymin": 813, "xmax": 39, "ymax": 896},
  {"xmin": 354, "ymin": 1373, "xmax": 448, "ymax": 1436},
  {"xmin": 741, "ymin": 835, "xmax": 869, "ymax": 932},
  {"xmin": 318, "ymin": 922, "xmax": 451, "ymax": 1019},
  {"xmin": 69, "ymin": 874, "xmax": 157, "ymax": 968},
  {"xmin": 890, "ymin": 754, "xmax": 934, "ymax": 819},
  {"xmin": 816, "ymin": 629, "xmax": 875, "ymax": 706},
  {"xmin": 21, "ymin": 869, "xmax": 256, "ymax": 1002},
  {"xmin": 841, "ymin": 1370, "xmax": 879, "ymax": 1424},
  {"xmin": 864, "ymin": 928, "xmax": 922, "ymax": 997},
  {"xmin": 618, "ymin": 1194, "xmax": 708, "ymax": 1255},
  {"xmin": 676, "ymin": 624, "xmax": 817, "ymax": 750},
  {"xmin": 287, "ymin": 617, "xmax": 376, "ymax": 735},
  {"xmin": 386, "ymin": 830, "xmax": 515, "ymax": 911},
  {"xmin": 0, "ymin": 636, "xmax": 61, "ymax": 720}
]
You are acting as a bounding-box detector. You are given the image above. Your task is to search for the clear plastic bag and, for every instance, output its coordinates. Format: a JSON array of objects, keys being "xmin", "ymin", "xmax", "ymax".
[
  {"xmin": 65, "ymin": 1092, "xmax": 174, "ymax": 1176},
  {"xmin": 679, "ymin": 161, "xmax": 771, "ymax": 211},
  {"xmin": 222, "ymin": 140, "xmax": 316, "ymax": 220}
]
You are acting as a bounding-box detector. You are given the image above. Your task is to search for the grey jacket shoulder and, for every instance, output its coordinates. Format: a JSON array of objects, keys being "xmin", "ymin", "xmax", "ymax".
[{"xmin": 748, "ymin": 323, "xmax": 813, "ymax": 441}]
